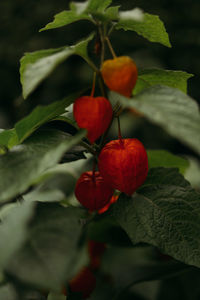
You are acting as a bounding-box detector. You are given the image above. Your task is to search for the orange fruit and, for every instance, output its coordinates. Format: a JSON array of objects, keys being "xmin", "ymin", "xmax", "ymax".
[{"xmin": 101, "ymin": 56, "xmax": 138, "ymax": 97}]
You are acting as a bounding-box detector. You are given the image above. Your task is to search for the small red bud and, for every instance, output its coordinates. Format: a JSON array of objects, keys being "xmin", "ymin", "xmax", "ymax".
[
  {"xmin": 88, "ymin": 240, "xmax": 106, "ymax": 270},
  {"xmin": 73, "ymin": 96, "xmax": 113, "ymax": 143},
  {"xmin": 75, "ymin": 171, "xmax": 114, "ymax": 211},
  {"xmin": 98, "ymin": 139, "xmax": 148, "ymax": 195},
  {"xmin": 69, "ymin": 266, "xmax": 96, "ymax": 299}
]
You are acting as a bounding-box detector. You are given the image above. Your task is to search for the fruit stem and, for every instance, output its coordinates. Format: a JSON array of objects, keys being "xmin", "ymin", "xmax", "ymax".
[
  {"xmin": 98, "ymin": 75, "xmax": 107, "ymax": 98},
  {"xmin": 117, "ymin": 116, "xmax": 123, "ymax": 143},
  {"xmin": 92, "ymin": 160, "xmax": 96, "ymax": 178},
  {"xmin": 105, "ymin": 36, "xmax": 117, "ymax": 58},
  {"xmin": 90, "ymin": 72, "xmax": 97, "ymax": 97},
  {"xmin": 80, "ymin": 141, "xmax": 97, "ymax": 156},
  {"xmin": 98, "ymin": 24, "xmax": 105, "ymax": 66}
]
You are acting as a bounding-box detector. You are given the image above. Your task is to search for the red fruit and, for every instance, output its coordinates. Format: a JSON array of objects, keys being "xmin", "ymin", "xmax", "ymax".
[
  {"xmin": 75, "ymin": 171, "xmax": 114, "ymax": 211},
  {"xmin": 69, "ymin": 266, "xmax": 96, "ymax": 299},
  {"xmin": 88, "ymin": 240, "xmax": 106, "ymax": 270},
  {"xmin": 101, "ymin": 56, "xmax": 138, "ymax": 97},
  {"xmin": 98, "ymin": 139, "xmax": 148, "ymax": 195},
  {"xmin": 73, "ymin": 96, "xmax": 113, "ymax": 143}
]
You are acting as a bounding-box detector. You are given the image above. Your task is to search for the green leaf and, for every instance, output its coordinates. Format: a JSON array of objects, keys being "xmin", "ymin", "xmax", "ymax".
[
  {"xmin": 40, "ymin": 0, "xmax": 113, "ymax": 32},
  {"xmin": 0, "ymin": 129, "xmax": 86, "ymax": 204},
  {"xmin": 20, "ymin": 34, "xmax": 94, "ymax": 99},
  {"xmin": 6, "ymin": 204, "xmax": 87, "ymax": 291},
  {"xmin": 116, "ymin": 12, "xmax": 171, "ymax": 47},
  {"xmin": 112, "ymin": 167, "xmax": 200, "ymax": 268},
  {"xmin": 39, "ymin": 10, "xmax": 92, "ymax": 32},
  {"xmin": 0, "ymin": 129, "xmax": 18, "ymax": 149},
  {"xmin": 86, "ymin": 0, "xmax": 112, "ymax": 12},
  {"xmin": 15, "ymin": 93, "xmax": 78, "ymax": 143},
  {"xmin": 110, "ymin": 86, "xmax": 200, "ymax": 155},
  {"xmin": 147, "ymin": 150, "xmax": 189, "ymax": 174},
  {"xmin": 0, "ymin": 201, "xmax": 34, "ymax": 270},
  {"xmin": 0, "ymin": 284, "xmax": 17, "ymax": 300},
  {"xmin": 134, "ymin": 69, "xmax": 193, "ymax": 95}
]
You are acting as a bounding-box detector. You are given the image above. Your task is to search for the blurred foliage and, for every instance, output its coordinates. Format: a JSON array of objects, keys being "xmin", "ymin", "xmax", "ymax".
[{"xmin": 0, "ymin": 0, "xmax": 199, "ymax": 160}]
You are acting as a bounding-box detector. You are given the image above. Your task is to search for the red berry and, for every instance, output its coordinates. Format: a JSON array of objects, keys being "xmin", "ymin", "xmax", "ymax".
[
  {"xmin": 73, "ymin": 96, "xmax": 113, "ymax": 143},
  {"xmin": 75, "ymin": 171, "xmax": 114, "ymax": 211},
  {"xmin": 69, "ymin": 266, "xmax": 96, "ymax": 299},
  {"xmin": 88, "ymin": 240, "xmax": 106, "ymax": 270},
  {"xmin": 98, "ymin": 139, "xmax": 148, "ymax": 195}
]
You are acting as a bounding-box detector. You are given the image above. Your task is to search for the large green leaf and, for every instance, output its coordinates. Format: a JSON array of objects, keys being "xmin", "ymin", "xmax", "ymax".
[
  {"xmin": 147, "ymin": 150, "xmax": 189, "ymax": 175},
  {"xmin": 0, "ymin": 129, "xmax": 86, "ymax": 204},
  {"xmin": 15, "ymin": 93, "xmax": 78, "ymax": 143},
  {"xmin": 6, "ymin": 204, "xmax": 87, "ymax": 291},
  {"xmin": 20, "ymin": 34, "xmax": 94, "ymax": 99},
  {"xmin": 0, "ymin": 201, "xmax": 34, "ymax": 270},
  {"xmin": 116, "ymin": 12, "xmax": 171, "ymax": 47},
  {"xmin": 110, "ymin": 86, "xmax": 200, "ymax": 155},
  {"xmin": 134, "ymin": 69, "xmax": 193, "ymax": 95},
  {"xmin": 112, "ymin": 167, "xmax": 200, "ymax": 268}
]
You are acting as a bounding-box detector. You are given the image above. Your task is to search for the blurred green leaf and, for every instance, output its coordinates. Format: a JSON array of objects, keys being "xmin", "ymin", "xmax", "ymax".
[
  {"xmin": 184, "ymin": 157, "xmax": 200, "ymax": 189},
  {"xmin": 116, "ymin": 12, "xmax": 171, "ymax": 47},
  {"xmin": 147, "ymin": 150, "xmax": 189, "ymax": 174},
  {"xmin": 0, "ymin": 284, "xmax": 17, "ymax": 300},
  {"xmin": 0, "ymin": 201, "xmax": 34, "ymax": 270},
  {"xmin": 0, "ymin": 129, "xmax": 86, "ymax": 204},
  {"xmin": 48, "ymin": 291, "xmax": 66, "ymax": 300},
  {"xmin": 102, "ymin": 246, "xmax": 189, "ymax": 299},
  {"xmin": 134, "ymin": 69, "xmax": 193, "ymax": 95},
  {"xmin": 20, "ymin": 34, "xmax": 94, "ymax": 99},
  {"xmin": 15, "ymin": 93, "xmax": 79, "ymax": 143},
  {"xmin": 23, "ymin": 172, "xmax": 76, "ymax": 203},
  {"xmin": 110, "ymin": 86, "xmax": 200, "ymax": 155},
  {"xmin": 6, "ymin": 204, "xmax": 87, "ymax": 291},
  {"xmin": 113, "ymin": 167, "xmax": 200, "ymax": 268}
]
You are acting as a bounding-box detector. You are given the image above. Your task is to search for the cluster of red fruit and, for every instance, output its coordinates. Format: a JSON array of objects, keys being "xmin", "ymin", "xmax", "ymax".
[{"xmin": 74, "ymin": 56, "xmax": 148, "ymax": 212}]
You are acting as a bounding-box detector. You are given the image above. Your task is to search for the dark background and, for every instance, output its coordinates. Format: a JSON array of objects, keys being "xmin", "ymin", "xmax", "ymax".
[{"xmin": 0, "ymin": 0, "xmax": 199, "ymax": 155}]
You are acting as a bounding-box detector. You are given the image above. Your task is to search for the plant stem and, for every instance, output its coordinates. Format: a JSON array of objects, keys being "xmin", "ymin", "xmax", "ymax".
[
  {"xmin": 84, "ymin": 57, "xmax": 99, "ymax": 73},
  {"xmin": 105, "ymin": 36, "xmax": 117, "ymax": 58},
  {"xmin": 80, "ymin": 140, "xmax": 97, "ymax": 156},
  {"xmin": 98, "ymin": 24, "xmax": 105, "ymax": 67},
  {"xmin": 117, "ymin": 116, "xmax": 123, "ymax": 141},
  {"xmin": 90, "ymin": 72, "xmax": 97, "ymax": 97}
]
